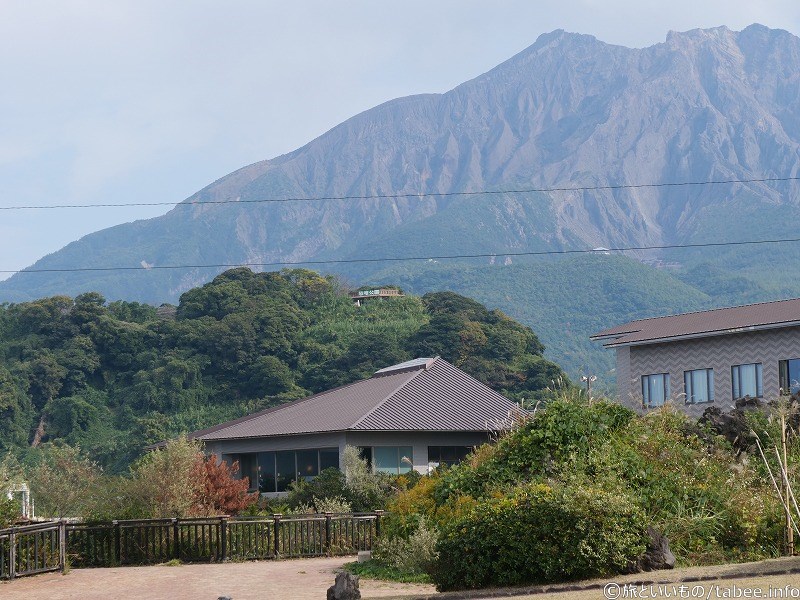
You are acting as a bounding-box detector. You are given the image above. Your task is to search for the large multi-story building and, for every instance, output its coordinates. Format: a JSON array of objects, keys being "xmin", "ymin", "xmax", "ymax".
[{"xmin": 591, "ymin": 298, "xmax": 800, "ymax": 417}]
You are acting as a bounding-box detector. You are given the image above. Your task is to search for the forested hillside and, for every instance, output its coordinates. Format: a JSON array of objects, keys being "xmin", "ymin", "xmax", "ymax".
[{"xmin": 0, "ymin": 268, "xmax": 565, "ymax": 471}]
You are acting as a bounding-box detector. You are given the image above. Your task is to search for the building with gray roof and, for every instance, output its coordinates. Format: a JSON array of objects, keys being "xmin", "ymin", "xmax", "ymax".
[
  {"xmin": 189, "ymin": 357, "xmax": 520, "ymax": 495},
  {"xmin": 592, "ymin": 297, "xmax": 800, "ymax": 417}
]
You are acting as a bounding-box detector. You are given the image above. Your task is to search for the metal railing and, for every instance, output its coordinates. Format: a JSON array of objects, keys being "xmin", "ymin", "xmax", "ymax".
[{"xmin": 0, "ymin": 521, "xmax": 66, "ymax": 580}]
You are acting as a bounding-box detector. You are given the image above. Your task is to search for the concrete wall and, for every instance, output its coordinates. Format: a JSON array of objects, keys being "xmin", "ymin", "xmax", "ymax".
[{"xmin": 616, "ymin": 326, "xmax": 800, "ymax": 418}]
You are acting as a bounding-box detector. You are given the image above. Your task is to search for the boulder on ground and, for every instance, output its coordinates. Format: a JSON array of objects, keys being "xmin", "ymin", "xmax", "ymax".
[
  {"xmin": 698, "ymin": 397, "xmax": 763, "ymax": 452},
  {"xmin": 626, "ymin": 527, "xmax": 675, "ymax": 573},
  {"xmin": 327, "ymin": 571, "xmax": 361, "ymax": 600}
]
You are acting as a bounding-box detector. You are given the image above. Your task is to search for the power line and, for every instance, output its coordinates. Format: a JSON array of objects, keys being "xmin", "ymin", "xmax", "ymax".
[
  {"xmin": 5, "ymin": 236, "xmax": 800, "ymax": 275},
  {"xmin": 1, "ymin": 175, "xmax": 798, "ymax": 211}
]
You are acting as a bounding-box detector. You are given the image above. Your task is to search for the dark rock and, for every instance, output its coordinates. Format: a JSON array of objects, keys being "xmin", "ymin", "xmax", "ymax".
[
  {"xmin": 735, "ymin": 396, "xmax": 763, "ymax": 411},
  {"xmin": 641, "ymin": 527, "xmax": 675, "ymax": 571},
  {"xmin": 326, "ymin": 571, "xmax": 361, "ymax": 600},
  {"xmin": 626, "ymin": 527, "xmax": 675, "ymax": 573},
  {"xmin": 698, "ymin": 404, "xmax": 757, "ymax": 452}
]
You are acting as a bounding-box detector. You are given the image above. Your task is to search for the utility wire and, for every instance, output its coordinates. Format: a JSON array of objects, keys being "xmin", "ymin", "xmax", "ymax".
[
  {"xmin": 0, "ymin": 175, "xmax": 798, "ymax": 211},
  {"xmin": 5, "ymin": 236, "xmax": 800, "ymax": 275}
]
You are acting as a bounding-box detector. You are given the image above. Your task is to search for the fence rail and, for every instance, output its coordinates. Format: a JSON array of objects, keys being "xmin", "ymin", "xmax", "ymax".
[
  {"xmin": 0, "ymin": 521, "xmax": 65, "ymax": 580},
  {"xmin": 1, "ymin": 512, "xmax": 382, "ymax": 578},
  {"xmin": 65, "ymin": 512, "xmax": 382, "ymax": 569}
]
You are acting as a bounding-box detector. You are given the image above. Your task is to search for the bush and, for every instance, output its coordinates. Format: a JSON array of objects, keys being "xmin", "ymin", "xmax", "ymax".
[
  {"xmin": 313, "ymin": 495, "xmax": 352, "ymax": 514},
  {"xmin": 26, "ymin": 443, "xmax": 102, "ymax": 518},
  {"xmin": 585, "ymin": 408, "xmax": 783, "ymax": 562},
  {"xmin": 342, "ymin": 446, "xmax": 394, "ymax": 510},
  {"xmin": 286, "ymin": 468, "xmax": 349, "ymax": 509},
  {"xmin": 373, "ymin": 517, "xmax": 439, "ymax": 575},
  {"xmin": 0, "ymin": 496, "xmax": 19, "ymax": 528},
  {"xmin": 431, "ymin": 483, "xmax": 647, "ymax": 591},
  {"xmin": 433, "ymin": 399, "xmax": 634, "ymax": 503}
]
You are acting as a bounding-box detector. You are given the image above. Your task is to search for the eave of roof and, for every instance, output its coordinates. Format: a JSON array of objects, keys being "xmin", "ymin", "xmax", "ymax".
[
  {"xmin": 591, "ymin": 297, "xmax": 800, "ymax": 348},
  {"xmin": 599, "ymin": 320, "xmax": 800, "ymax": 348}
]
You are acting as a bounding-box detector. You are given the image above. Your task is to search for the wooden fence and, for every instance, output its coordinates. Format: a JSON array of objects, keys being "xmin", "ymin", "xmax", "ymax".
[
  {"xmin": 0, "ymin": 521, "xmax": 66, "ymax": 580},
  {"xmin": 69, "ymin": 512, "xmax": 381, "ymax": 569},
  {"xmin": 1, "ymin": 512, "xmax": 382, "ymax": 578}
]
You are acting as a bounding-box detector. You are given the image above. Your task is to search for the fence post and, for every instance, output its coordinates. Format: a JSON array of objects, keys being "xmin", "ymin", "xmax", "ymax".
[
  {"xmin": 325, "ymin": 513, "xmax": 332, "ymax": 555},
  {"xmin": 220, "ymin": 516, "xmax": 228, "ymax": 562},
  {"xmin": 374, "ymin": 510, "xmax": 383, "ymax": 540},
  {"xmin": 9, "ymin": 528, "xmax": 16, "ymax": 580},
  {"xmin": 172, "ymin": 518, "xmax": 180, "ymax": 560},
  {"xmin": 113, "ymin": 520, "xmax": 121, "ymax": 565},
  {"xmin": 272, "ymin": 514, "xmax": 282, "ymax": 558},
  {"xmin": 58, "ymin": 521, "xmax": 66, "ymax": 574}
]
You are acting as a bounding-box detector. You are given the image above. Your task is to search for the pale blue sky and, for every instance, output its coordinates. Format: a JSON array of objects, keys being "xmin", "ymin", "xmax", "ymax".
[{"xmin": 1, "ymin": 1, "xmax": 799, "ymax": 280}]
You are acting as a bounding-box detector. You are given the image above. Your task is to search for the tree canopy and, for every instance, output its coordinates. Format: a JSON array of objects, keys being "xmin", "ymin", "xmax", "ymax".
[{"xmin": 0, "ymin": 268, "xmax": 567, "ymax": 471}]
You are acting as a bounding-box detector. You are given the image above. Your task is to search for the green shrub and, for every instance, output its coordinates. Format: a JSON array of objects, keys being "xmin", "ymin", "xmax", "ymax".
[
  {"xmin": 431, "ymin": 483, "xmax": 647, "ymax": 591},
  {"xmin": 344, "ymin": 560, "xmax": 431, "ymax": 584},
  {"xmin": 286, "ymin": 468, "xmax": 350, "ymax": 508},
  {"xmin": 313, "ymin": 495, "xmax": 352, "ymax": 514},
  {"xmin": 0, "ymin": 495, "xmax": 19, "ymax": 528},
  {"xmin": 284, "ymin": 448, "xmax": 396, "ymax": 512},
  {"xmin": 584, "ymin": 408, "xmax": 783, "ymax": 562},
  {"xmin": 434, "ymin": 399, "xmax": 634, "ymax": 503},
  {"xmin": 373, "ymin": 517, "xmax": 439, "ymax": 575}
]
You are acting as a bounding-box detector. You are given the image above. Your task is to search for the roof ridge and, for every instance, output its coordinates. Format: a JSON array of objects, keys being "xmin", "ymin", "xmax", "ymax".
[
  {"xmin": 605, "ymin": 296, "xmax": 800, "ymax": 329},
  {"xmin": 349, "ymin": 357, "xmax": 439, "ymax": 429}
]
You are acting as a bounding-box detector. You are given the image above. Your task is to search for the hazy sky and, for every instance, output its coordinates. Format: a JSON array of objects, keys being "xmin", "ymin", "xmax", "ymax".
[{"xmin": 1, "ymin": 1, "xmax": 799, "ymax": 280}]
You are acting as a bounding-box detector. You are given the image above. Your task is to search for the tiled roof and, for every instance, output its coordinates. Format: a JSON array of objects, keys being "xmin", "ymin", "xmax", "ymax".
[
  {"xmin": 191, "ymin": 357, "xmax": 518, "ymax": 441},
  {"xmin": 591, "ymin": 297, "xmax": 800, "ymax": 347}
]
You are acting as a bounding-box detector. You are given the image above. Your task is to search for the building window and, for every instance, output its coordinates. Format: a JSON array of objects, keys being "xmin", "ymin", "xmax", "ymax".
[
  {"xmin": 641, "ymin": 373, "xmax": 670, "ymax": 408},
  {"xmin": 732, "ymin": 363, "xmax": 762, "ymax": 399},
  {"xmin": 224, "ymin": 447, "xmax": 340, "ymax": 493},
  {"xmin": 320, "ymin": 448, "xmax": 339, "ymax": 471},
  {"xmin": 428, "ymin": 446, "xmax": 472, "ymax": 469},
  {"xmin": 357, "ymin": 447, "xmax": 373, "ymax": 469},
  {"xmin": 222, "ymin": 453, "xmax": 257, "ymax": 491},
  {"xmin": 257, "ymin": 451, "xmax": 276, "ymax": 493},
  {"xmin": 372, "ymin": 446, "xmax": 413, "ymax": 474},
  {"xmin": 779, "ymin": 359, "xmax": 800, "ymax": 396},
  {"xmin": 684, "ymin": 369, "xmax": 714, "ymax": 404}
]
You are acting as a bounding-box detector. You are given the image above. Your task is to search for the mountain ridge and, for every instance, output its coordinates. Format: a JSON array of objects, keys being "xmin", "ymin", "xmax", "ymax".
[{"xmin": 3, "ymin": 23, "xmax": 800, "ymax": 382}]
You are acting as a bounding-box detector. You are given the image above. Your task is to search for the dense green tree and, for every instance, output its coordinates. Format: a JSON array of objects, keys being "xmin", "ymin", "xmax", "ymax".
[{"xmin": 0, "ymin": 269, "xmax": 568, "ymax": 470}]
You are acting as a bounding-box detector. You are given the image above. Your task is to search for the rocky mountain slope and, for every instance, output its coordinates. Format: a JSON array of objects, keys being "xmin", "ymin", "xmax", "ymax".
[
  {"xmin": 4, "ymin": 24, "xmax": 799, "ymax": 305},
  {"xmin": 3, "ymin": 24, "xmax": 800, "ymax": 383}
]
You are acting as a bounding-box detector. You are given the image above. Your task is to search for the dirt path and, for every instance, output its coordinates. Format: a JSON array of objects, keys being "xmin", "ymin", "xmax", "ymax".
[
  {"xmin": 6, "ymin": 555, "xmax": 800, "ymax": 600},
  {"xmin": 0, "ymin": 556, "xmax": 435, "ymax": 600}
]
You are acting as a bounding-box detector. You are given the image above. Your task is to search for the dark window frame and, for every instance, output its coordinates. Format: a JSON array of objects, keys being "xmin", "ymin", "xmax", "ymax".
[
  {"xmin": 683, "ymin": 368, "xmax": 714, "ymax": 405},
  {"xmin": 641, "ymin": 373, "xmax": 670, "ymax": 408},
  {"xmin": 731, "ymin": 363, "xmax": 763, "ymax": 400},
  {"xmin": 428, "ymin": 446, "xmax": 472, "ymax": 467},
  {"xmin": 779, "ymin": 359, "xmax": 800, "ymax": 396},
  {"xmin": 367, "ymin": 446, "xmax": 414, "ymax": 475},
  {"xmin": 224, "ymin": 447, "xmax": 340, "ymax": 493}
]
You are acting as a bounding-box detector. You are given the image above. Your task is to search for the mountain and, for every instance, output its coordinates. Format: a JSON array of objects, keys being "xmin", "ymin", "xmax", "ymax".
[{"xmin": 3, "ymin": 24, "xmax": 800, "ymax": 384}]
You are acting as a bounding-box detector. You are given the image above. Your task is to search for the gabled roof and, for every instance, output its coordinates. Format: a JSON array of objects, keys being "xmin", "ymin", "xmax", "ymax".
[
  {"xmin": 191, "ymin": 357, "xmax": 519, "ymax": 441},
  {"xmin": 591, "ymin": 297, "xmax": 800, "ymax": 348}
]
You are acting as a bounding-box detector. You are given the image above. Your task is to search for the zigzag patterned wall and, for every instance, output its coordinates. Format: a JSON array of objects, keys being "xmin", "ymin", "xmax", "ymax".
[{"xmin": 616, "ymin": 326, "xmax": 800, "ymax": 418}]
